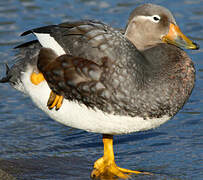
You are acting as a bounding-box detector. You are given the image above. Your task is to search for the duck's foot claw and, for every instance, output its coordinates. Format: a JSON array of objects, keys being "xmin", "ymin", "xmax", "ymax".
[
  {"xmin": 91, "ymin": 156, "xmax": 149, "ymax": 180},
  {"xmin": 47, "ymin": 91, "xmax": 64, "ymax": 111},
  {"xmin": 30, "ymin": 72, "xmax": 45, "ymax": 85}
]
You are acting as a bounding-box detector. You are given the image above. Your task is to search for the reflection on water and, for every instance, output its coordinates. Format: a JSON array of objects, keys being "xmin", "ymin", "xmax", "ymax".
[{"xmin": 0, "ymin": 0, "xmax": 202, "ymax": 179}]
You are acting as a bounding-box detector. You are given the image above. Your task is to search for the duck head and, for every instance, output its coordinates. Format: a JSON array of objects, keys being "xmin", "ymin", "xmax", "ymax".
[{"xmin": 125, "ymin": 3, "xmax": 199, "ymax": 50}]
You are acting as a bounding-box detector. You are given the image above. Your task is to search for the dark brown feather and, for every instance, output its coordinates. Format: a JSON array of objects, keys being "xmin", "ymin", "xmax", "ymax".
[{"xmin": 37, "ymin": 48, "xmax": 109, "ymax": 107}]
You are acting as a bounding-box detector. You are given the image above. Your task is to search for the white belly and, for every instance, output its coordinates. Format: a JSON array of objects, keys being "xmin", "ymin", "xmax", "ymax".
[{"xmin": 21, "ymin": 65, "xmax": 171, "ymax": 135}]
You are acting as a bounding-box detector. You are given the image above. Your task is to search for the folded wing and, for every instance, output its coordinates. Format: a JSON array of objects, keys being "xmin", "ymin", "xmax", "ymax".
[{"xmin": 37, "ymin": 48, "xmax": 111, "ymax": 109}]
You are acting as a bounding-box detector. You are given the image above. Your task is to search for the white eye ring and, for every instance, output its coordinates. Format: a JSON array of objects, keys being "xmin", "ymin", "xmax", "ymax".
[
  {"xmin": 132, "ymin": 15, "xmax": 161, "ymax": 23},
  {"xmin": 151, "ymin": 15, "xmax": 161, "ymax": 23}
]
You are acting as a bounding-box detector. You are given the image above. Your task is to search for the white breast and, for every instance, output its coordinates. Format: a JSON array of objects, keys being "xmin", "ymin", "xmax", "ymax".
[{"xmin": 21, "ymin": 65, "xmax": 171, "ymax": 135}]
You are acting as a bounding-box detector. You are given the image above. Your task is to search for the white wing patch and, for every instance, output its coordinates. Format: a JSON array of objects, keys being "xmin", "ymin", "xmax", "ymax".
[
  {"xmin": 129, "ymin": 15, "xmax": 161, "ymax": 24},
  {"xmin": 34, "ymin": 33, "xmax": 66, "ymax": 56}
]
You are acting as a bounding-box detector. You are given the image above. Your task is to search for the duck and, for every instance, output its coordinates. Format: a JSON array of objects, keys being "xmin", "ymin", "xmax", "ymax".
[{"xmin": 0, "ymin": 3, "xmax": 199, "ymax": 179}]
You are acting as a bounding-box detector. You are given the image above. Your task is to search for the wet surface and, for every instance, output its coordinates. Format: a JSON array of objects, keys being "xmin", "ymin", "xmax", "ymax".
[{"xmin": 0, "ymin": 0, "xmax": 203, "ymax": 179}]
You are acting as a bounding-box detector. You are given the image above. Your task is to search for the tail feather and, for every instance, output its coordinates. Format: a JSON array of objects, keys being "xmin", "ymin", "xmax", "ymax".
[
  {"xmin": 0, "ymin": 40, "xmax": 41, "ymax": 93},
  {"xmin": 14, "ymin": 40, "xmax": 39, "ymax": 49},
  {"xmin": 0, "ymin": 64, "xmax": 11, "ymax": 83}
]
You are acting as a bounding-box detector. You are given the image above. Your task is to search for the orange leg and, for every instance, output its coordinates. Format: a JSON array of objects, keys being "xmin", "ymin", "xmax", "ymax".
[{"xmin": 91, "ymin": 135, "xmax": 151, "ymax": 179}]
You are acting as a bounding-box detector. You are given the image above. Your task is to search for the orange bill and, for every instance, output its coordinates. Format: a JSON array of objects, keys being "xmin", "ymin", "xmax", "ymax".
[{"xmin": 162, "ymin": 23, "xmax": 199, "ymax": 50}]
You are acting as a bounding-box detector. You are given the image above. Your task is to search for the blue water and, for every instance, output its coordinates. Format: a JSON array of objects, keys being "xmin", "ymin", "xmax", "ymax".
[{"xmin": 0, "ymin": 0, "xmax": 202, "ymax": 179}]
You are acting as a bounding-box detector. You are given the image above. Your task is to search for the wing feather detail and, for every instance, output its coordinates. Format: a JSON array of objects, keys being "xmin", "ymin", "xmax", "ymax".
[
  {"xmin": 37, "ymin": 48, "xmax": 110, "ymax": 107},
  {"xmin": 20, "ymin": 20, "xmax": 132, "ymax": 65}
]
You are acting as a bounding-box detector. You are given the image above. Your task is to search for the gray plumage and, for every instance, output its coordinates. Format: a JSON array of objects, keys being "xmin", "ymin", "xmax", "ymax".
[{"xmin": 1, "ymin": 4, "xmax": 197, "ymax": 120}]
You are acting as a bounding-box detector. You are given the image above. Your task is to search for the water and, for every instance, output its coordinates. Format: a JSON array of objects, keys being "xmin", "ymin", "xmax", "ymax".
[{"xmin": 0, "ymin": 0, "xmax": 202, "ymax": 179}]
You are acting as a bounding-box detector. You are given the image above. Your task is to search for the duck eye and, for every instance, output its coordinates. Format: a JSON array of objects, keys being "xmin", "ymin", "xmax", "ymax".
[
  {"xmin": 152, "ymin": 15, "xmax": 161, "ymax": 23},
  {"xmin": 153, "ymin": 16, "xmax": 159, "ymax": 21}
]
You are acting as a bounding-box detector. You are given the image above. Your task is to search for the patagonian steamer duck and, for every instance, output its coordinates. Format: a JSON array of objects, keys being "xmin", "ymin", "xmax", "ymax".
[{"xmin": 0, "ymin": 3, "xmax": 199, "ymax": 179}]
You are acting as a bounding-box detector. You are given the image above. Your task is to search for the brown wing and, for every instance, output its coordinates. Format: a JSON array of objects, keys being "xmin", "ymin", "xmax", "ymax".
[{"xmin": 37, "ymin": 48, "xmax": 111, "ymax": 108}]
